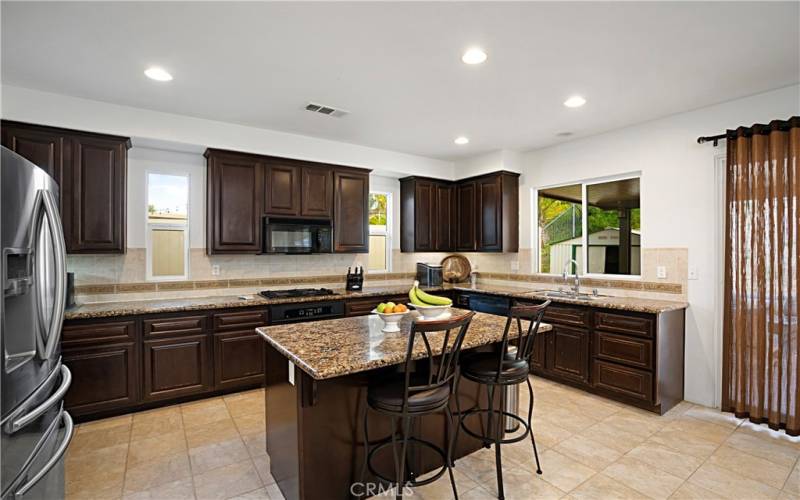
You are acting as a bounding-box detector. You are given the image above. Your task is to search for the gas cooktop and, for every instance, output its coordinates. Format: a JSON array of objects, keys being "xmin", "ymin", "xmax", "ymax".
[{"xmin": 259, "ymin": 288, "xmax": 337, "ymax": 299}]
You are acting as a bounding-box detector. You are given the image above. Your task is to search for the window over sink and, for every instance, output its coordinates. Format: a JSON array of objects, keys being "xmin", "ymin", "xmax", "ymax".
[
  {"xmin": 367, "ymin": 192, "xmax": 391, "ymax": 272},
  {"xmin": 146, "ymin": 172, "xmax": 190, "ymax": 281},
  {"xmin": 536, "ymin": 175, "xmax": 641, "ymax": 277}
]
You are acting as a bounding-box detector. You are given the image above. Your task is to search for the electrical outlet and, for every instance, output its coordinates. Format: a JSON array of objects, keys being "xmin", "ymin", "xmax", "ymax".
[
  {"xmin": 211, "ymin": 265, "xmax": 221, "ymax": 276},
  {"xmin": 688, "ymin": 266, "xmax": 698, "ymax": 280},
  {"xmin": 510, "ymin": 260, "xmax": 519, "ymax": 272},
  {"xmin": 656, "ymin": 266, "xmax": 667, "ymax": 279}
]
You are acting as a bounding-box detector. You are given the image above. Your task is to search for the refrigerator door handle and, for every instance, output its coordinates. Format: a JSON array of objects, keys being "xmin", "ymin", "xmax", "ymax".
[
  {"xmin": 9, "ymin": 365, "xmax": 72, "ymax": 433},
  {"xmin": 12, "ymin": 411, "xmax": 74, "ymax": 499},
  {"xmin": 39, "ymin": 189, "xmax": 67, "ymax": 361}
]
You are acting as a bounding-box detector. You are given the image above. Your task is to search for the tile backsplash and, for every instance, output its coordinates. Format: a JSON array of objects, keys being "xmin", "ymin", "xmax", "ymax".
[{"xmin": 69, "ymin": 247, "xmax": 688, "ymax": 302}]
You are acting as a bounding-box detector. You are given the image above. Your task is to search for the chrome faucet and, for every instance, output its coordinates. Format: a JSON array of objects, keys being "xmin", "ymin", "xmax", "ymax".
[{"xmin": 562, "ymin": 259, "xmax": 580, "ymax": 295}]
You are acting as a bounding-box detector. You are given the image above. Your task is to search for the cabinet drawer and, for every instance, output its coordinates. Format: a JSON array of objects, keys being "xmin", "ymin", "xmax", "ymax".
[
  {"xmin": 345, "ymin": 295, "xmax": 407, "ymax": 317},
  {"xmin": 544, "ymin": 305, "xmax": 590, "ymax": 327},
  {"xmin": 212, "ymin": 310, "xmax": 269, "ymax": 331},
  {"xmin": 593, "ymin": 360, "xmax": 653, "ymax": 402},
  {"xmin": 63, "ymin": 342, "xmax": 139, "ymax": 416},
  {"xmin": 595, "ymin": 332, "xmax": 653, "ymax": 370},
  {"xmin": 62, "ymin": 320, "xmax": 137, "ymax": 345},
  {"xmin": 144, "ymin": 315, "xmax": 207, "ymax": 339},
  {"xmin": 595, "ymin": 311, "xmax": 654, "ymax": 338}
]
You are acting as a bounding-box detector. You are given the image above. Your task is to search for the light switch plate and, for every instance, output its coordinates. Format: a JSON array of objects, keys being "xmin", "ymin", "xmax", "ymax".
[
  {"xmin": 656, "ymin": 266, "xmax": 667, "ymax": 279},
  {"xmin": 288, "ymin": 360, "xmax": 295, "ymax": 385},
  {"xmin": 688, "ymin": 266, "xmax": 699, "ymax": 280}
]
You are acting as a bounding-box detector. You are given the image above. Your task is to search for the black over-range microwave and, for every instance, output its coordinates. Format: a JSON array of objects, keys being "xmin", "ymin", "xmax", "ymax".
[{"xmin": 262, "ymin": 217, "xmax": 332, "ymax": 254}]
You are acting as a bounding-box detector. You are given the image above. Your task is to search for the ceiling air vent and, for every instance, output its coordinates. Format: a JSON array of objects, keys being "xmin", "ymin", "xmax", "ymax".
[{"xmin": 305, "ymin": 102, "xmax": 349, "ymax": 118}]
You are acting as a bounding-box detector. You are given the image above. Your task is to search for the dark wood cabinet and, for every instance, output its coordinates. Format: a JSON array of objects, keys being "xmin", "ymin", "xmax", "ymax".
[
  {"xmin": 61, "ymin": 320, "xmax": 139, "ymax": 417},
  {"xmin": 455, "ymin": 182, "xmax": 477, "ymax": 251},
  {"xmin": 301, "ymin": 167, "xmax": 333, "ymax": 218},
  {"xmin": 143, "ymin": 335, "xmax": 211, "ymax": 401},
  {"xmin": 214, "ymin": 332, "xmax": 265, "ymax": 390},
  {"xmin": 400, "ymin": 171, "xmax": 518, "ymax": 253},
  {"xmin": 1, "ymin": 120, "xmax": 130, "ymax": 254},
  {"xmin": 264, "ymin": 163, "xmax": 301, "ymax": 216},
  {"xmin": 333, "ymin": 169, "xmax": 369, "ymax": 252},
  {"xmin": 547, "ymin": 324, "xmax": 590, "ymax": 385},
  {"xmin": 206, "ymin": 150, "xmax": 264, "ymax": 254}
]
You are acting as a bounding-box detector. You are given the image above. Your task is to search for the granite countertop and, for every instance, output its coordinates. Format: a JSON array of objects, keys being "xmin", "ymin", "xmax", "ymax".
[
  {"xmin": 64, "ymin": 282, "xmax": 688, "ymax": 320},
  {"xmin": 63, "ymin": 285, "xmax": 429, "ymax": 320},
  {"xmin": 448, "ymin": 284, "xmax": 689, "ymax": 313},
  {"xmin": 256, "ymin": 309, "xmax": 553, "ymax": 380}
]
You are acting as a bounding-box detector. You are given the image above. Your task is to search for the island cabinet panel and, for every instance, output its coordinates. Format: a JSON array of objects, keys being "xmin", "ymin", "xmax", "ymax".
[
  {"xmin": 333, "ymin": 169, "xmax": 369, "ymax": 252},
  {"xmin": 206, "ymin": 150, "xmax": 264, "ymax": 254},
  {"xmin": 143, "ymin": 335, "xmax": 211, "ymax": 402},
  {"xmin": 264, "ymin": 162, "xmax": 301, "ymax": 216},
  {"xmin": 61, "ymin": 320, "xmax": 140, "ymax": 417},
  {"xmin": 300, "ymin": 166, "xmax": 333, "ymax": 218},
  {"xmin": 1, "ymin": 120, "xmax": 130, "ymax": 253}
]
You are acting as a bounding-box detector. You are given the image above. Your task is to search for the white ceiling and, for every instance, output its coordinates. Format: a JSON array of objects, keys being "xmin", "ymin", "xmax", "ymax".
[{"xmin": 2, "ymin": 2, "xmax": 798, "ymax": 160}]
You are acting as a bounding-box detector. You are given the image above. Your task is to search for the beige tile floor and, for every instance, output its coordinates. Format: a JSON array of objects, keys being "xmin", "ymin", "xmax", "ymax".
[{"xmin": 65, "ymin": 378, "xmax": 800, "ymax": 500}]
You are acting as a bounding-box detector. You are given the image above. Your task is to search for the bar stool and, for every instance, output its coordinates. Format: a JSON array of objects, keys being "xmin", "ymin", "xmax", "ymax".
[
  {"xmin": 453, "ymin": 301, "xmax": 550, "ymax": 500},
  {"xmin": 359, "ymin": 311, "xmax": 475, "ymax": 499}
]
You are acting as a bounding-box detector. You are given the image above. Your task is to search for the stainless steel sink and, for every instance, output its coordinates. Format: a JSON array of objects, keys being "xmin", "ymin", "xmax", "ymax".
[{"xmin": 543, "ymin": 290, "xmax": 608, "ymax": 300}]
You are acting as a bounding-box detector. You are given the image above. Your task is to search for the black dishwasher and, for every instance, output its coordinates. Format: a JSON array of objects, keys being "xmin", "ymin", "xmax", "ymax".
[{"xmin": 456, "ymin": 292, "xmax": 511, "ymax": 316}]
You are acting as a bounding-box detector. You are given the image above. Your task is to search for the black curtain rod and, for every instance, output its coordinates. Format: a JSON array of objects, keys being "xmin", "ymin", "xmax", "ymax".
[
  {"xmin": 697, "ymin": 134, "xmax": 727, "ymax": 146},
  {"xmin": 697, "ymin": 116, "xmax": 800, "ymax": 146}
]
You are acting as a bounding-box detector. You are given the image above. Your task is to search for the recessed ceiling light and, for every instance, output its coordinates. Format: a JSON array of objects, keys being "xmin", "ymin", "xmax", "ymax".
[
  {"xmin": 454, "ymin": 136, "xmax": 470, "ymax": 145},
  {"xmin": 461, "ymin": 48, "xmax": 487, "ymax": 65},
  {"xmin": 144, "ymin": 67, "xmax": 173, "ymax": 82},
  {"xmin": 563, "ymin": 95, "xmax": 586, "ymax": 108}
]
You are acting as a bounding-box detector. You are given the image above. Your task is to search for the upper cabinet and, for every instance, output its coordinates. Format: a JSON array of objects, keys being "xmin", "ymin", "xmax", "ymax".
[
  {"xmin": 401, "ymin": 171, "xmax": 519, "ymax": 253},
  {"xmin": 1, "ymin": 120, "xmax": 130, "ymax": 254},
  {"xmin": 205, "ymin": 148, "xmax": 369, "ymax": 254},
  {"xmin": 205, "ymin": 149, "xmax": 264, "ymax": 254},
  {"xmin": 333, "ymin": 169, "xmax": 369, "ymax": 253}
]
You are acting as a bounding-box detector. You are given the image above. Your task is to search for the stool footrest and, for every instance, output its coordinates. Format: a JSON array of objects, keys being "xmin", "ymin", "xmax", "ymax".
[
  {"xmin": 366, "ymin": 436, "xmax": 450, "ymax": 487},
  {"xmin": 458, "ymin": 407, "xmax": 531, "ymax": 445}
]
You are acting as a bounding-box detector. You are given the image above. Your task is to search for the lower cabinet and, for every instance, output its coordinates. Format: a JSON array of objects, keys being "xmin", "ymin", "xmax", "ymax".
[
  {"xmin": 143, "ymin": 335, "xmax": 212, "ymax": 402},
  {"xmin": 62, "ymin": 342, "xmax": 139, "ymax": 417},
  {"xmin": 547, "ymin": 325, "xmax": 589, "ymax": 385},
  {"xmin": 214, "ymin": 331, "xmax": 265, "ymax": 390}
]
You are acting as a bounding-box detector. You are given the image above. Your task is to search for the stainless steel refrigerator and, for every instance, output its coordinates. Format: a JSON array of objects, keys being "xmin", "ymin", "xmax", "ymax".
[{"xmin": 1, "ymin": 146, "xmax": 73, "ymax": 499}]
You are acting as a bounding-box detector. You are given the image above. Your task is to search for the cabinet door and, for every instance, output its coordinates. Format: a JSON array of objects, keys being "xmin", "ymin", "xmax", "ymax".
[
  {"xmin": 414, "ymin": 181, "xmax": 435, "ymax": 251},
  {"xmin": 548, "ymin": 324, "xmax": 589, "ymax": 384},
  {"xmin": 529, "ymin": 330, "xmax": 547, "ymax": 371},
  {"xmin": 476, "ymin": 175, "xmax": 502, "ymax": 251},
  {"xmin": 63, "ymin": 342, "xmax": 139, "ymax": 416},
  {"xmin": 0, "ymin": 122, "xmax": 66, "ymax": 195},
  {"xmin": 143, "ymin": 335, "xmax": 211, "ymax": 401},
  {"xmin": 433, "ymin": 183, "xmax": 454, "ymax": 252},
  {"xmin": 333, "ymin": 170, "xmax": 369, "ymax": 252},
  {"xmin": 265, "ymin": 163, "xmax": 301, "ymax": 216},
  {"xmin": 207, "ymin": 154, "xmax": 263, "ymax": 253},
  {"xmin": 300, "ymin": 167, "xmax": 333, "ymax": 218},
  {"xmin": 455, "ymin": 182, "xmax": 476, "ymax": 251},
  {"xmin": 66, "ymin": 135, "xmax": 127, "ymax": 253},
  {"xmin": 214, "ymin": 331, "xmax": 265, "ymax": 390}
]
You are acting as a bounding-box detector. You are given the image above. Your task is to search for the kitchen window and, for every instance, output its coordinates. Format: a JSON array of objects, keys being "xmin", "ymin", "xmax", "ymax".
[
  {"xmin": 367, "ymin": 192, "xmax": 392, "ymax": 272},
  {"xmin": 536, "ymin": 175, "xmax": 641, "ymax": 277},
  {"xmin": 146, "ymin": 172, "xmax": 190, "ymax": 281}
]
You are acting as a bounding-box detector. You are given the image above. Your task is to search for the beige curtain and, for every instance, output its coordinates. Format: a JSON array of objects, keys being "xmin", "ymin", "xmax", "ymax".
[{"xmin": 723, "ymin": 116, "xmax": 799, "ymax": 435}]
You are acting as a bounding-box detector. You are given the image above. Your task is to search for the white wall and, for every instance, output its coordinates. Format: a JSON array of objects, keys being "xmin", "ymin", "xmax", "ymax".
[
  {"xmin": 520, "ymin": 84, "xmax": 800, "ymax": 407},
  {"xmin": 454, "ymin": 149, "xmax": 522, "ymax": 178},
  {"xmin": 0, "ymin": 85, "xmax": 454, "ymax": 179}
]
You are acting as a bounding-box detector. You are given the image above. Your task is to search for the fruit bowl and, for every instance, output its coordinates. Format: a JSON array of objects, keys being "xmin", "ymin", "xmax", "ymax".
[
  {"xmin": 371, "ymin": 308, "xmax": 409, "ymax": 333},
  {"xmin": 407, "ymin": 303, "xmax": 450, "ymax": 321}
]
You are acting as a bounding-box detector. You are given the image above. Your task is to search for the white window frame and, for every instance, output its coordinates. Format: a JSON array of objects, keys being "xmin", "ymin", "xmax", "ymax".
[
  {"xmin": 367, "ymin": 191, "xmax": 392, "ymax": 273},
  {"xmin": 533, "ymin": 172, "xmax": 642, "ymax": 280},
  {"xmin": 145, "ymin": 170, "xmax": 191, "ymax": 282}
]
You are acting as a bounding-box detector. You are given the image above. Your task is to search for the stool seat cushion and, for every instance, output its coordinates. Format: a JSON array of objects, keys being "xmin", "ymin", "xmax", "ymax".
[
  {"xmin": 368, "ymin": 376, "xmax": 451, "ymax": 414},
  {"xmin": 461, "ymin": 353, "xmax": 529, "ymax": 382}
]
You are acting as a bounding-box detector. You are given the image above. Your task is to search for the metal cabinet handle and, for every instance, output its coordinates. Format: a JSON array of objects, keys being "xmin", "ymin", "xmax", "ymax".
[
  {"xmin": 14, "ymin": 411, "xmax": 74, "ymax": 498},
  {"xmin": 10, "ymin": 365, "xmax": 71, "ymax": 433}
]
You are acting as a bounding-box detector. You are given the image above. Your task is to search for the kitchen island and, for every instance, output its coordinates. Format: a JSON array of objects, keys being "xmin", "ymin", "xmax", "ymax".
[{"xmin": 256, "ymin": 310, "xmax": 551, "ymax": 500}]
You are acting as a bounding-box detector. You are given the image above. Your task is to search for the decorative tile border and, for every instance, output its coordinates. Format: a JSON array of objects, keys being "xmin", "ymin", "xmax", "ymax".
[{"xmin": 74, "ymin": 272, "xmax": 417, "ymax": 295}]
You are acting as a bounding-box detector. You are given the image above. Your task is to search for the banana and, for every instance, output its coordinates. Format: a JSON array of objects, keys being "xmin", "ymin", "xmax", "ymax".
[
  {"xmin": 414, "ymin": 287, "xmax": 453, "ymax": 306},
  {"xmin": 409, "ymin": 286, "xmax": 426, "ymax": 306}
]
